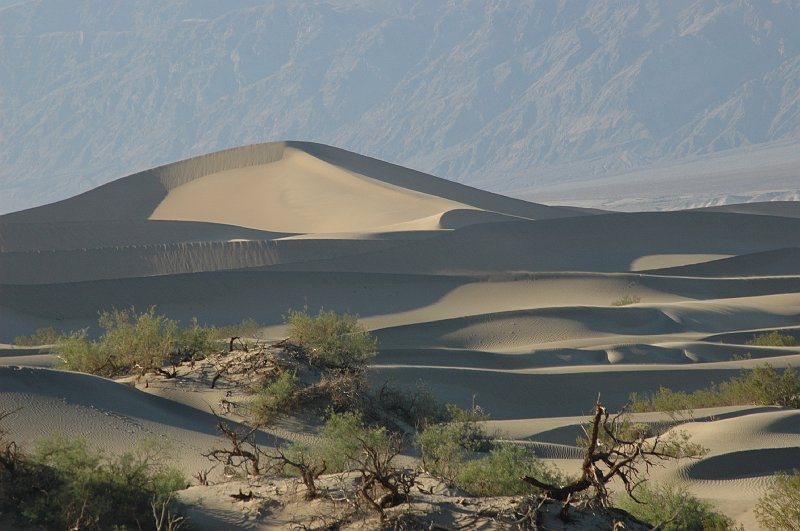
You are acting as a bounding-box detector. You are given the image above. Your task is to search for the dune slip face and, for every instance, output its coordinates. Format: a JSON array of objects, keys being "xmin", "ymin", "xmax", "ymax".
[{"xmin": 2, "ymin": 143, "xmax": 800, "ymax": 530}]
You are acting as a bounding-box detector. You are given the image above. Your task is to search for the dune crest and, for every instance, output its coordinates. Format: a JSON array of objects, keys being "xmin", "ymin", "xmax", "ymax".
[{"xmin": 150, "ymin": 147, "xmax": 474, "ymax": 233}]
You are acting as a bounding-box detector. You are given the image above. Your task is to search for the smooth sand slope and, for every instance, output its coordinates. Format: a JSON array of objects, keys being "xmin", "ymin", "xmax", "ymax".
[{"xmin": 2, "ymin": 142, "xmax": 800, "ymax": 529}]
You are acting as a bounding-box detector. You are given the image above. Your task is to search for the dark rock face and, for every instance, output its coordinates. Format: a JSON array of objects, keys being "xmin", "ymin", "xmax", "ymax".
[{"xmin": 1, "ymin": 0, "xmax": 798, "ymax": 212}]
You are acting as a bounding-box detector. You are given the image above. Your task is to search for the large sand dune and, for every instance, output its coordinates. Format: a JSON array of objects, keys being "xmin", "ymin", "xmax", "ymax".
[{"xmin": 2, "ymin": 143, "xmax": 800, "ymax": 529}]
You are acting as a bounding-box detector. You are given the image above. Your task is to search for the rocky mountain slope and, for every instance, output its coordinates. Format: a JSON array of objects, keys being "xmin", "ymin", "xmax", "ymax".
[{"xmin": 1, "ymin": 0, "xmax": 798, "ymax": 213}]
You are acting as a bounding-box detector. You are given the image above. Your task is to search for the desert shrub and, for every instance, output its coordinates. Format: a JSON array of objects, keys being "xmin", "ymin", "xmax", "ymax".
[
  {"xmin": 318, "ymin": 370, "xmax": 369, "ymax": 412},
  {"xmin": 1, "ymin": 434, "xmax": 186, "ymax": 530},
  {"xmin": 251, "ymin": 371, "xmax": 299, "ymax": 425},
  {"xmin": 719, "ymin": 365, "xmax": 800, "ymax": 408},
  {"xmin": 746, "ymin": 331, "xmax": 797, "ymax": 347},
  {"xmin": 207, "ymin": 318, "xmax": 263, "ymax": 341},
  {"xmin": 13, "ymin": 326, "xmax": 61, "ymax": 346},
  {"xmin": 317, "ymin": 410, "xmax": 370, "ymax": 473},
  {"xmin": 754, "ymin": 469, "xmax": 800, "ymax": 531},
  {"xmin": 456, "ymin": 444, "xmax": 565, "ymax": 497},
  {"xmin": 315, "ymin": 410, "xmax": 411, "ymax": 512},
  {"xmin": 612, "ymin": 294, "xmax": 641, "ymax": 306},
  {"xmin": 375, "ymin": 380, "xmax": 450, "ymax": 427},
  {"xmin": 416, "ymin": 404, "xmax": 491, "ymax": 483},
  {"xmin": 629, "ymin": 365, "xmax": 800, "ymax": 413},
  {"xmin": 98, "ymin": 306, "xmax": 179, "ymax": 374},
  {"xmin": 176, "ymin": 317, "xmax": 218, "ymax": 360},
  {"xmin": 270, "ymin": 441, "xmax": 328, "ymax": 499},
  {"xmin": 56, "ymin": 307, "xmax": 224, "ymax": 377},
  {"xmin": 618, "ymin": 482, "xmax": 739, "ymax": 531},
  {"xmin": 54, "ymin": 329, "xmax": 113, "ymax": 376},
  {"xmin": 287, "ymin": 308, "xmax": 377, "ymax": 370}
]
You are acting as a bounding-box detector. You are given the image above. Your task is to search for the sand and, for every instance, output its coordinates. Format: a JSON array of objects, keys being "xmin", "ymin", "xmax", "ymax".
[{"xmin": 2, "ymin": 142, "xmax": 799, "ymax": 529}]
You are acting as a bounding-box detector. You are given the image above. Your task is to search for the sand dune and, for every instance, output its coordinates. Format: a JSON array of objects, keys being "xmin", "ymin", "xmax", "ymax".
[
  {"xmin": 0, "ymin": 366, "xmax": 225, "ymax": 476},
  {"xmin": 695, "ymin": 200, "xmax": 800, "ymax": 218},
  {"xmin": 263, "ymin": 211, "xmax": 800, "ymax": 274},
  {"xmin": 2, "ymin": 143, "xmax": 799, "ymax": 529},
  {"xmin": 646, "ymin": 247, "xmax": 800, "ymax": 277}
]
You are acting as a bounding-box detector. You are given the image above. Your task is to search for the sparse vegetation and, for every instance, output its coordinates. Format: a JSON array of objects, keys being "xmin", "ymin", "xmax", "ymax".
[
  {"xmin": 316, "ymin": 411, "xmax": 415, "ymax": 515},
  {"xmin": 375, "ymin": 380, "xmax": 450, "ymax": 428},
  {"xmin": 13, "ymin": 326, "xmax": 61, "ymax": 346},
  {"xmin": 754, "ymin": 469, "xmax": 800, "ymax": 531},
  {"xmin": 54, "ymin": 306, "xmax": 222, "ymax": 378},
  {"xmin": 250, "ymin": 370, "xmax": 299, "ymax": 425},
  {"xmin": 612, "ymin": 294, "xmax": 641, "ymax": 306},
  {"xmin": 456, "ymin": 443, "xmax": 565, "ymax": 497},
  {"xmin": 97, "ymin": 306, "xmax": 180, "ymax": 375},
  {"xmin": 522, "ymin": 400, "xmax": 706, "ymax": 505},
  {"xmin": 205, "ymin": 318, "xmax": 264, "ymax": 341},
  {"xmin": 0, "ymin": 413, "xmax": 187, "ymax": 530},
  {"xmin": 286, "ymin": 307, "xmax": 377, "ymax": 370},
  {"xmin": 746, "ymin": 331, "xmax": 797, "ymax": 347},
  {"xmin": 618, "ymin": 482, "xmax": 740, "ymax": 530},
  {"xmin": 416, "ymin": 404, "xmax": 491, "ymax": 484},
  {"xmin": 629, "ymin": 364, "xmax": 800, "ymax": 414}
]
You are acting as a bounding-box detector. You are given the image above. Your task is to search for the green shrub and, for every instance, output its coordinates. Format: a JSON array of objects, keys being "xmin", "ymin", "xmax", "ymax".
[
  {"xmin": 612, "ymin": 294, "xmax": 641, "ymax": 306},
  {"xmin": 98, "ymin": 306, "xmax": 178, "ymax": 375},
  {"xmin": 375, "ymin": 380, "xmax": 450, "ymax": 427},
  {"xmin": 54, "ymin": 329, "xmax": 112, "ymax": 376},
  {"xmin": 176, "ymin": 317, "xmax": 217, "ymax": 360},
  {"xmin": 719, "ymin": 365, "xmax": 800, "ymax": 408},
  {"xmin": 629, "ymin": 365, "xmax": 800, "ymax": 413},
  {"xmin": 617, "ymin": 482, "xmax": 740, "ymax": 530},
  {"xmin": 754, "ymin": 470, "xmax": 800, "ymax": 531},
  {"xmin": 456, "ymin": 444, "xmax": 565, "ymax": 497},
  {"xmin": 55, "ymin": 306, "xmax": 223, "ymax": 377},
  {"xmin": 287, "ymin": 308, "xmax": 377, "ymax": 370},
  {"xmin": 251, "ymin": 371, "xmax": 299, "ymax": 425},
  {"xmin": 1, "ymin": 434, "xmax": 186, "ymax": 530},
  {"xmin": 746, "ymin": 331, "xmax": 797, "ymax": 347},
  {"xmin": 207, "ymin": 318, "xmax": 264, "ymax": 341},
  {"xmin": 314, "ymin": 411, "xmax": 409, "ymax": 509},
  {"xmin": 416, "ymin": 405, "xmax": 491, "ymax": 483},
  {"xmin": 13, "ymin": 326, "xmax": 61, "ymax": 346},
  {"xmin": 317, "ymin": 410, "xmax": 370, "ymax": 472}
]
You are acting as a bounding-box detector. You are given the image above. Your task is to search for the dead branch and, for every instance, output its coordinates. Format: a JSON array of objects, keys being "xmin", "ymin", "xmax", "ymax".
[{"xmin": 522, "ymin": 398, "xmax": 705, "ymax": 506}]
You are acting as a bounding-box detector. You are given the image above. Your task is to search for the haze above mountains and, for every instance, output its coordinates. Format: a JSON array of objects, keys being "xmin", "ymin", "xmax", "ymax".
[{"xmin": 2, "ymin": 0, "xmax": 799, "ymax": 215}]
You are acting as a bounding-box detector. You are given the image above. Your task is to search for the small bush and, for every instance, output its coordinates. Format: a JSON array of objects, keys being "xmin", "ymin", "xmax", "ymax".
[
  {"xmin": 375, "ymin": 380, "xmax": 450, "ymax": 427},
  {"xmin": 98, "ymin": 306, "xmax": 179, "ymax": 374},
  {"xmin": 612, "ymin": 294, "xmax": 641, "ymax": 306},
  {"xmin": 629, "ymin": 365, "xmax": 800, "ymax": 413},
  {"xmin": 317, "ymin": 410, "xmax": 369, "ymax": 473},
  {"xmin": 1, "ymin": 434, "xmax": 186, "ymax": 530},
  {"xmin": 754, "ymin": 470, "xmax": 800, "ymax": 531},
  {"xmin": 618, "ymin": 482, "xmax": 740, "ymax": 530},
  {"xmin": 14, "ymin": 326, "xmax": 61, "ymax": 346},
  {"xmin": 287, "ymin": 308, "xmax": 377, "ymax": 370},
  {"xmin": 456, "ymin": 444, "xmax": 565, "ymax": 497},
  {"xmin": 251, "ymin": 371, "xmax": 299, "ymax": 425},
  {"xmin": 55, "ymin": 306, "xmax": 224, "ymax": 377},
  {"xmin": 207, "ymin": 318, "xmax": 264, "ymax": 341},
  {"xmin": 416, "ymin": 405, "xmax": 491, "ymax": 483},
  {"xmin": 314, "ymin": 410, "xmax": 410, "ymax": 511},
  {"xmin": 746, "ymin": 331, "xmax": 797, "ymax": 347},
  {"xmin": 54, "ymin": 329, "xmax": 112, "ymax": 376}
]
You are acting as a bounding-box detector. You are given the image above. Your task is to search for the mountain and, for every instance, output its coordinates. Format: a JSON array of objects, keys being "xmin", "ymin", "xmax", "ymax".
[{"xmin": 1, "ymin": 0, "xmax": 799, "ymax": 214}]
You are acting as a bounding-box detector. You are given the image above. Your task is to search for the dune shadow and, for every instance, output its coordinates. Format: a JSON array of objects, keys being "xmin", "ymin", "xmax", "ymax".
[{"xmin": 686, "ymin": 447, "xmax": 800, "ymax": 480}]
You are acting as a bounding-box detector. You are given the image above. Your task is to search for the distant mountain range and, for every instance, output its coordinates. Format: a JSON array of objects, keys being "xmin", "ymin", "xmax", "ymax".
[{"xmin": 1, "ymin": 0, "xmax": 798, "ymax": 213}]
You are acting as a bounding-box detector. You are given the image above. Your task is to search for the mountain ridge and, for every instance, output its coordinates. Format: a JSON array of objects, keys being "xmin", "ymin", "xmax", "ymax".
[{"xmin": 1, "ymin": 0, "xmax": 798, "ymax": 213}]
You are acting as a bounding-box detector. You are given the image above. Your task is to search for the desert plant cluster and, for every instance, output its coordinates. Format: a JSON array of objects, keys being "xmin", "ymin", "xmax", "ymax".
[
  {"xmin": 4, "ymin": 307, "xmax": 800, "ymax": 529},
  {"xmin": 0, "ymin": 410, "xmax": 187, "ymax": 530}
]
